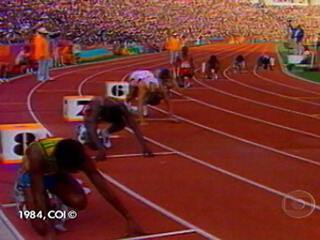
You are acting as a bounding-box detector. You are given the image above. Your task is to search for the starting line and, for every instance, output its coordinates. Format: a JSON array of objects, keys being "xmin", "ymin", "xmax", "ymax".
[
  {"xmin": 118, "ymin": 229, "xmax": 196, "ymax": 240},
  {"xmin": 90, "ymin": 151, "xmax": 176, "ymax": 160},
  {"xmin": 107, "ymin": 151, "xmax": 176, "ymax": 159}
]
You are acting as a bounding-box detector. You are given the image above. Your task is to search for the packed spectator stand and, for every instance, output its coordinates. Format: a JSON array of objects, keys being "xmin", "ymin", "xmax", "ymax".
[{"xmin": 1, "ymin": 0, "xmax": 320, "ymax": 46}]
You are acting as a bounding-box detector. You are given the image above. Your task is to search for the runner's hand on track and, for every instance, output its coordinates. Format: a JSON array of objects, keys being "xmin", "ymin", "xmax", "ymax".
[
  {"xmin": 142, "ymin": 148, "xmax": 154, "ymax": 157},
  {"xmin": 125, "ymin": 219, "xmax": 146, "ymax": 237},
  {"xmin": 95, "ymin": 148, "xmax": 107, "ymax": 161},
  {"xmin": 169, "ymin": 114, "xmax": 181, "ymax": 123}
]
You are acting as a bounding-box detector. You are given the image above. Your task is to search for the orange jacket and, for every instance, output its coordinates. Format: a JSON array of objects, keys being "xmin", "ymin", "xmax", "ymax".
[
  {"xmin": 32, "ymin": 34, "xmax": 50, "ymax": 61},
  {"xmin": 166, "ymin": 37, "xmax": 182, "ymax": 51}
]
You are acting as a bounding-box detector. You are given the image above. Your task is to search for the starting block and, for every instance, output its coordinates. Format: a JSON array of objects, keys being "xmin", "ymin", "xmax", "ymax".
[
  {"xmin": 63, "ymin": 95, "xmax": 94, "ymax": 122},
  {"xmin": 0, "ymin": 123, "xmax": 48, "ymax": 164},
  {"xmin": 105, "ymin": 82, "xmax": 129, "ymax": 101}
]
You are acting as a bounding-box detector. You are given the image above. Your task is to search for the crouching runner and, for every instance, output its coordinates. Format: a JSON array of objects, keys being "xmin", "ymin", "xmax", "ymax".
[
  {"xmin": 77, "ymin": 96, "xmax": 153, "ymax": 161},
  {"xmin": 125, "ymin": 68, "xmax": 180, "ymax": 124},
  {"xmin": 14, "ymin": 138, "xmax": 144, "ymax": 239}
]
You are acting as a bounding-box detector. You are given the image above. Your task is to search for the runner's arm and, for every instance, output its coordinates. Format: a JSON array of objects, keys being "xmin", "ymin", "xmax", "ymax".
[
  {"xmin": 84, "ymin": 98, "xmax": 106, "ymax": 160},
  {"xmin": 28, "ymin": 145, "xmax": 55, "ymax": 236},
  {"xmin": 82, "ymin": 158, "xmax": 144, "ymax": 235},
  {"xmin": 119, "ymin": 104, "xmax": 153, "ymax": 156}
]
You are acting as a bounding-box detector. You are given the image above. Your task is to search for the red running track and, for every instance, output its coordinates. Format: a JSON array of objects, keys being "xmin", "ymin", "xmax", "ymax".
[{"xmin": 1, "ymin": 43, "xmax": 320, "ymax": 240}]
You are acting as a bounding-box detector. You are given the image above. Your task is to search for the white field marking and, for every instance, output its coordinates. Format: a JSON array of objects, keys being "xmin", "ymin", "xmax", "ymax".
[
  {"xmin": 110, "ymin": 135, "xmax": 121, "ymax": 139},
  {"xmin": 0, "ymin": 102, "xmax": 26, "ymax": 106},
  {"xmin": 106, "ymin": 151, "xmax": 175, "ymax": 159},
  {"xmin": 146, "ymin": 118, "xmax": 179, "ymax": 122},
  {"xmin": 194, "ymin": 73, "xmax": 320, "ymax": 119},
  {"xmin": 0, "ymin": 209, "xmax": 24, "ymax": 240},
  {"xmin": 253, "ymin": 65, "xmax": 320, "ymax": 96},
  {"xmin": 172, "ymin": 87, "xmax": 320, "ymax": 139},
  {"xmin": 223, "ymin": 54, "xmax": 320, "ymax": 107},
  {"xmin": 35, "ymin": 89, "xmax": 79, "ymax": 93},
  {"xmin": 188, "ymin": 44, "xmax": 320, "ymax": 120},
  {"xmin": 140, "ymin": 133, "xmax": 320, "ymax": 213},
  {"xmin": 151, "ymin": 104, "xmax": 320, "ymax": 167},
  {"xmin": 184, "ymin": 87, "xmax": 211, "ymax": 90},
  {"xmin": 1, "ymin": 203, "xmax": 17, "ymax": 208},
  {"xmin": 194, "ymin": 45, "xmax": 307, "ymax": 119},
  {"xmin": 171, "ymin": 99, "xmax": 192, "ymax": 102},
  {"xmin": 118, "ymin": 229, "xmax": 196, "ymax": 240},
  {"xmin": 99, "ymin": 171, "xmax": 220, "ymax": 240}
]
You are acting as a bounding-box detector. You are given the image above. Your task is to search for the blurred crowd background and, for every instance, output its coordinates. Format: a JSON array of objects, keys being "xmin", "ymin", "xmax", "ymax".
[
  {"xmin": 1, "ymin": 0, "xmax": 319, "ymax": 46},
  {"xmin": 0, "ymin": 0, "xmax": 319, "ymax": 82}
]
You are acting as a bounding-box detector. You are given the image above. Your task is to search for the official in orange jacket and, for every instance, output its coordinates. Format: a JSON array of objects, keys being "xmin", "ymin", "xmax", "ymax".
[
  {"xmin": 33, "ymin": 27, "xmax": 51, "ymax": 81},
  {"xmin": 165, "ymin": 33, "xmax": 182, "ymax": 65}
]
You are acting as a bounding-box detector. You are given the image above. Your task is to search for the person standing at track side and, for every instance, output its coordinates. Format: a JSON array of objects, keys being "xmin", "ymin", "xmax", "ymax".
[
  {"xmin": 165, "ymin": 33, "xmax": 182, "ymax": 65},
  {"xmin": 32, "ymin": 27, "xmax": 52, "ymax": 82}
]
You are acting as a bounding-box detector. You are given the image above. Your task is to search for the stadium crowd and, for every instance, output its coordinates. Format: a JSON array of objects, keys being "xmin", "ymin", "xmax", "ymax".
[{"xmin": 0, "ymin": 0, "xmax": 319, "ymax": 46}]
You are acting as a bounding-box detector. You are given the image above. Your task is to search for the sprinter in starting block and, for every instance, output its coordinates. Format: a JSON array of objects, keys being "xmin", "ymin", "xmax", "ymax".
[
  {"xmin": 14, "ymin": 137, "xmax": 144, "ymax": 238},
  {"xmin": 77, "ymin": 96, "xmax": 153, "ymax": 161},
  {"xmin": 125, "ymin": 68, "xmax": 180, "ymax": 124}
]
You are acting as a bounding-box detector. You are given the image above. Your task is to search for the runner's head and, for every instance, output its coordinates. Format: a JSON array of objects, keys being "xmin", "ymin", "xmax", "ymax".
[
  {"xmin": 156, "ymin": 68, "xmax": 172, "ymax": 87},
  {"xmin": 54, "ymin": 139, "xmax": 87, "ymax": 172},
  {"xmin": 181, "ymin": 46, "xmax": 189, "ymax": 57},
  {"xmin": 209, "ymin": 55, "xmax": 218, "ymax": 64}
]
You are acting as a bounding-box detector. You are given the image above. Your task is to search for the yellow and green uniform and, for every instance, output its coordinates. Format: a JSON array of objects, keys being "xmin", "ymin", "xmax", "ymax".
[
  {"xmin": 22, "ymin": 137, "xmax": 63, "ymax": 175},
  {"xmin": 15, "ymin": 138, "xmax": 63, "ymax": 193}
]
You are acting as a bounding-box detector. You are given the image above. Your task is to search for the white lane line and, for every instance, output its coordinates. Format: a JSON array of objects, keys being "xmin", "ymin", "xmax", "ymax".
[
  {"xmin": 222, "ymin": 53, "xmax": 320, "ymax": 107},
  {"xmin": 196, "ymin": 71, "xmax": 320, "ymax": 119},
  {"xmin": 1, "ymin": 203, "xmax": 17, "ymax": 208},
  {"xmin": 172, "ymin": 84, "xmax": 320, "ymax": 140},
  {"xmin": 99, "ymin": 171, "xmax": 220, "ymax": 240},
  {"xmin": 253, "ymin": 66, "xmax": 320, "ymax": 96},
  {"xmin": 140, "ymin": 131, "xmax": 320, "ymax": 213},
  {"xmin": 0, "ymin": 209, "xmax": 24, "ymax": 240},
  {"xmin": 118, "ymin": 229, "xmax": 196, "ymax": 240},
  {"xmin": 152, "ymin": 105, "xmax": 320, "ymax": 167},
  {"xmin": 107, "ymin": 151, "xmax": 176, "ymax": 159}
]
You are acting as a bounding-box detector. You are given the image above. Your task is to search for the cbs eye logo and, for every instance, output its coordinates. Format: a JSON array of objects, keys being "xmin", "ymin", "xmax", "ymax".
[{"xmin": 282, "ymin": 190, "xmax": 316, "ymax": 219}]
